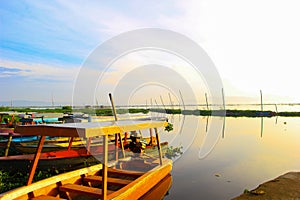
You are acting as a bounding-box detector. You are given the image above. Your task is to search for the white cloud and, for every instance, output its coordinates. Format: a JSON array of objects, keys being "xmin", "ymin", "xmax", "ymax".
[
  {"xmin": 0, "ymin": 59, "xmax": 79, "ymax": 81},
  {"xmin": 157, "ymin": 0, "xmax": 300, "ymax": 102}
]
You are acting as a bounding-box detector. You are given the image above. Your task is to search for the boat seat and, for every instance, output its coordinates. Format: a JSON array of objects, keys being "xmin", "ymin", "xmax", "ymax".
[
  {"xmin": 59, "ymin": 184, "xmax": 114, "ymax": 197},
  {"xmin": 84, "ymin": 175, "xmax": 133, "ymax": 186},
  {"xmin": 107, "ymin": 168, "xmax": 144, "ymax": 177},
  {"xmin": 31, "ymin": 195, "xmax": 66, "ymax": 200}
]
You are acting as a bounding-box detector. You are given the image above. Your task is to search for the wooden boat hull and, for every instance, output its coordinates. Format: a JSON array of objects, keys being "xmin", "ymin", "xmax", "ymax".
[
  {"xmin": 0, "ymin": 142, "xmax": 169, "ymax": 172},
  {"xmin": 13, "ymin": 136, "xmax": 160, "ymax": 154},
  {"xmin": 0, "ymin": 158, "xmax": 172, "ymax": 200}
]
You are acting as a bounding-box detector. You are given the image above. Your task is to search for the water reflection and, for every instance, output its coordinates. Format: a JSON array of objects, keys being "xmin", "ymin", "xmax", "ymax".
[{"xmin": 162, "ymin": 115, "xmax": 300, "ymax": 199}]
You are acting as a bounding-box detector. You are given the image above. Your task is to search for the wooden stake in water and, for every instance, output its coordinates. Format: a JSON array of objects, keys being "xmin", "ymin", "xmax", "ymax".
[
  {"xmin": 179, "ymin": 90, "xmax": 186, "ymax": 110},
  {"xmin": 260, "ymin": 90, "xmax": 263, "ymax": 112},
  {"xmin": 160, "ymin": 95, "xmax": 166, "ymax": 110},
  {"xmin": 222, "ymin": 88, "xmax": 226, "ymax": 111},
  {"xmin": 168, "ymin": 93, "xmax": 174, "ymax": 109},
  {"xmin": 260, "ymin": 90, "xmax": 264, "ymax": 138},
  {"xmin": 109, "ymin": 93, "xmax": 118, "ymax": 121},
  {"xmin": 108, "ymin": 93, "xmax": 125, "ymax": 158},
  {"xmin": 205, "ymin": 93, "xmax": 209, "ymax": 110},
  {"xmin": 274, "ymin": 104, "xmax": 278, "ymax": 113},
  {"xmin": 154, "ymin": 99, "xmax": 159, "ymax": 107}
]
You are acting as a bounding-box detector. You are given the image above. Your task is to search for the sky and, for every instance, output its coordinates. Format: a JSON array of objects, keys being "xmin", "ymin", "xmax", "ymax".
[{"xmin": 1, "ymin": 0, "xmax": 300, "ymax": 106}]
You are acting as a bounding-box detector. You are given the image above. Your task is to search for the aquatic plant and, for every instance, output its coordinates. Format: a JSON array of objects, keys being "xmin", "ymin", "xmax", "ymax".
[
  {"xmin": 165, "ymin": 146, "xmax": 183, "ymax": 159},
  {"xmin": 164, "ymin": 122, "xmax": 173, "ymax": 132}
]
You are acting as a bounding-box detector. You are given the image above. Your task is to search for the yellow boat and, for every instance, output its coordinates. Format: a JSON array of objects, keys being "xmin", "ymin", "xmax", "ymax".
[{"xmin": 0, "ymin": 119, "xmax": 173, "ymax": 200}]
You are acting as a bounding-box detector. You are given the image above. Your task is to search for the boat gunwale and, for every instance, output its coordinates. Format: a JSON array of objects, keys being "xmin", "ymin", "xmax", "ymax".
[
  {"xmin": 14, "ymin": 120, "xmax": 168, "ymax": 137},
  {"xmin": 108, "ymin": 159, "xmax": 172, "ymax": 200},
  {"xmin": 0, "ymin": 163, "xmax": 103, "ymax": 200},
  {"xmin": 0, "ymin": 158, "xmax": 172, "ymax": 200}
]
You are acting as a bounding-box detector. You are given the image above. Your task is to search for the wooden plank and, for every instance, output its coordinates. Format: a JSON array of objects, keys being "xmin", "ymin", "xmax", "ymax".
[
  {"xmin": 27, "ymin": 135, "xmax": 46, "ymax": 185},
  {"xmin": 4, "ymin": 133, "xmax": 12, "ymax": 156},
  {"xmin": 107, "ymin": 168, "xmax": 144, "ymax": 177},
  {"xmin": 154, "ymin": 128, "xmax": 163, "ymax": 165},
  {"xmin": 14, "ymin": 120, "xmax": 168, "ymax": 138},
  {"xmin": 118, "ymin": 133, "xmax": 125, "ymax": 158},
  {"xmin": 59, "ymin": 184, "xmax": 114, "ymax": 197},
  {"xmin": 86, "ymin": 137, "xmax": 92, "ymax": 155},
  {"xmin": 115, "ymin": 134, "xmax": 118, "ymax": 160},
  {"xmin": 139, "ymin": 174, "xmax": 172, "ymax": 200},
  {"xmin": 102, "ymin": 135, "xmax": 108, "ymax": 200},
  {"xmin": 31, "ymin": 195, "xmax": 66, "ymax": 200},
  {"xmin": 67, "ymin": 137, "xmax": 73, "ymax": 151},
  {"xmin": 0, "ymin": 164, "xmax": 103, "ymax": 200},
  {"xmin": 84, "ymin": 175, "xmax": 133, "ymax": 186},
  {"xmin": 107, "ymin": 160, "xmax": 172, "ymax": 199}
]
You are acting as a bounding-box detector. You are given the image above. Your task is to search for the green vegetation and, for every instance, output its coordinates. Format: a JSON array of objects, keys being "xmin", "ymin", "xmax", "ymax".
[
  {"xmin": 0, "ymin": 107, "xmax": 149, "ymax": 116},
  {"xmin": 2, "ymin": 106, "xmax": 300, "ymax": 117},
  {"xmin": 165, "ymin": 146, "xmax": 183, "ymax": 159},
  {"xmin": 0, "ymin": 169, "xmax": 63, "ymax": 193},
  {"xmin": 164, "ymin": 122, "xmax": 173, "ymax": 132}
]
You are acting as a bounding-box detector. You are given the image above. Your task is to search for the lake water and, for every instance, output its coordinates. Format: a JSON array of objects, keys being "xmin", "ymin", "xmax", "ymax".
[{"xmin": 159, "ymin": 115, "xmax": 300, "ymax": 199}]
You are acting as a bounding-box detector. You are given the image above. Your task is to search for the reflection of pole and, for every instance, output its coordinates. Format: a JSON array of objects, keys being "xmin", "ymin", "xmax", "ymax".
[
  {"xmin": 261, "ymin": 117, "xmax": 264, "ymax": 138},
  {"xmin": 205, "ymin": 116, "xmax": 209, "ymax": 133},
  {"xmin": 205, "ymin": 93, "xmax": 209, "ymax": 110},
  {"xmin": 222, "ymin": 116, "xmax": 226, "ymax": 138}
]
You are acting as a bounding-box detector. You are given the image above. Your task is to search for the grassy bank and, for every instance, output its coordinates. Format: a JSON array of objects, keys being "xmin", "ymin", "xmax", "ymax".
[
  {"xmin": 1, "ymin": 106, "xmax": 300, "ymax": 117},
  {"xmin": 150, "ymin": 108, "xmax": 300, "ymax": 117}
]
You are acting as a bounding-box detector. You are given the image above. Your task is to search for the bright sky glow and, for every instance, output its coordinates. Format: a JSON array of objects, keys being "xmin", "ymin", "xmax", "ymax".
[{"xmin": 1, "ymin": 0, "xmax": 300, "ymax": 105}]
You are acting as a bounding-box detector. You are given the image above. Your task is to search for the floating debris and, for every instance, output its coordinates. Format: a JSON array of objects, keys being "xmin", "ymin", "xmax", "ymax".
[{"xmin": 250, "ymin": 189, "xmax": 265, "ymax": 195}]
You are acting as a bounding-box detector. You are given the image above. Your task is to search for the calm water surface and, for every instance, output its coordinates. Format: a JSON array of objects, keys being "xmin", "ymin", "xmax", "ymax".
[{"xmin": 160, "ymin": 115, "xmax": 300, "ymax": 199}]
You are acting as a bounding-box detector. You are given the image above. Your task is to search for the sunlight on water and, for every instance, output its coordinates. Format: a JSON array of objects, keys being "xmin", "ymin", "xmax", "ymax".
[{"xmin": 161, "ymin": 115, "xmax": 300, "ymax": 199}]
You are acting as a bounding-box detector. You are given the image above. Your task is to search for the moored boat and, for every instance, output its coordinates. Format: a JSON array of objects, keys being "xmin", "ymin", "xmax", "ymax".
[{"xmin": 0, "ymin": 118, "xmax": 173, "ymax": 200}]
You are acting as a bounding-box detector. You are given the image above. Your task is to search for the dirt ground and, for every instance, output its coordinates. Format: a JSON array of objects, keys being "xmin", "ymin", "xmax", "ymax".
[{"xmin": 232, "ymin": 172, "xmax": 300, "ymax": 200}]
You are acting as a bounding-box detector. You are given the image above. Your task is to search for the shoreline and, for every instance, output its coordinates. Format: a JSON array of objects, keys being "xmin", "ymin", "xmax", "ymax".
[
  {"xmin": 2, "ymin": 108, "xmax": 300, "ymax": 117},
  {"xmin": 232, "ymin": 172, "xmax": 300, "ymax": 199}
]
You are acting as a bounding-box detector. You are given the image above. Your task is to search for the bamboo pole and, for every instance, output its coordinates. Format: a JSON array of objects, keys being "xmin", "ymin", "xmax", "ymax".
[
  {"xmin": 222, "ymin": 88, "xmax": 226, "ymax": 111},
  {"xmin": 146, "ymin": 100, "xmax": 148, "ymax": 109},
  {"xmin": 221, "ymin": 88, "xmax": 226, "ymax": 138},
  {"xmin": 27, "ymin": 136, "xmax": 46, "ymax": 185},
  {"xmin": 154, "ymin": 99, "xmax": 159, "ymax": 107},
  {"xmin": 260, "ymin": 90, "xmax": 264, "ymax": 138},
  {"xmin": 260, "ymin": 90, "xmax": 263, "ymax": 112},
  {"xmin": 179, "ymin": 90, "xmax": 186, "ymax": 110},
  {"xmin": 168, "ymin": 93, "xmax": 174, "ymax": 109},
  {"xmin": 160, "ymin": 95, "xmax": 166, "ymax": 110},
  {"xmin": 154, "ymin": 128, "xmax": 163, "ymax": 165},
  {"xmin": 101, "ymin": 134, "xmax": 108, "ymax": 200},
  {"xmin": 205, "ymin": 93, "xmax": 209, "ymax": 110},
  {"xmin": 109, "ymin": 93, "xmax": 118, "ymax": 121},
  {"xmin": 108, "ymin": 93, "xmax": 125, "ymax": 158},
  {"xmin": 4, "ymin": 133, "xmax": 12, "ymax": 156}
]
